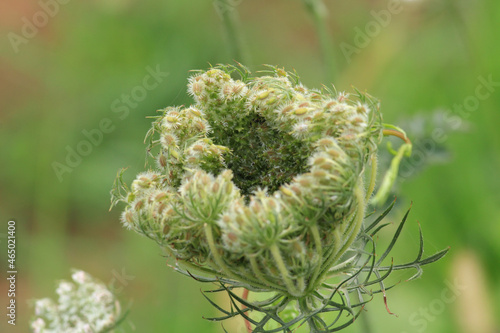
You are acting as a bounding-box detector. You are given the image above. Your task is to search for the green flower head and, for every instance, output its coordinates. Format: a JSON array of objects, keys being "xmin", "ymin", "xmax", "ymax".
[
  {"xmin": 111, "ymin": 64, "xmax": 446, "ymax": 332},
  {"xmin": 113, "ymin": 64, "xmax": 382, "ymax": 296}
]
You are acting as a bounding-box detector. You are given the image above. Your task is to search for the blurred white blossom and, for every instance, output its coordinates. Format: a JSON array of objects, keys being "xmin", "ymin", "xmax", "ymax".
[{"xmin": 31, "ymin": 270, "xmax": 122, "ymax": 333}]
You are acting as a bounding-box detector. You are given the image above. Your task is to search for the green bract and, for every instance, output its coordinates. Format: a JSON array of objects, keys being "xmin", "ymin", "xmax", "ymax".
[{"xmin": 111, "ymin": 64, "xmax": 447, "ymax": 332}]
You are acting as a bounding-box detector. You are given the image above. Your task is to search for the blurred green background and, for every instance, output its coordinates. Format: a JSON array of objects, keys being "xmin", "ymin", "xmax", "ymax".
[{"xmin": 1, "ymin": 0, "xmax": 499, "ymax": 332}]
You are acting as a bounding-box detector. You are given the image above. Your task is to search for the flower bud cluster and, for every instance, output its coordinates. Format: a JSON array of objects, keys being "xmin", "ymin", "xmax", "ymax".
[
  {"xmin": 114, "ymin": 65, "xmax": 383, "ymax": 296},
  {"xmin": 155, "ymin": 106, "xmax": 226, "ymax": 184},
  {"xmin": 30, "ymin": 270, "xmax": 121, "ymax": 333}
]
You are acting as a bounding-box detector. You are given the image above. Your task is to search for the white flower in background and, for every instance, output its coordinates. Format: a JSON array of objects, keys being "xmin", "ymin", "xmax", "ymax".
[{"xmin": 30, "ymin": 270, "xmax": 122, "ymax": 333}]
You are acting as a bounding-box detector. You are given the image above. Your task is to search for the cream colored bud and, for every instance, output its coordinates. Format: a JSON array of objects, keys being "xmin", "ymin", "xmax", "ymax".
[
  {"xmin": 317, "ymin": 137, "xmax": 336, "ymax": 147},
  {"xmin": 279, "ymin": 104, "xmax": 294, "ymax": 115},
  {"xmin": 225, "ymin": 182, "xmax": 234, "ymax": 194},
  {"xmin": 312, "ymin": 170, "xmax": 327, "ymax": 178},
  {"xmin": 134, "ymin": 200, "xmax": 144, "ymax": 210},
  {"xmin": 191, "ymin": 81, "xmax": 204, "ymax": 95},
  {"xmin": 159, "ymin": 154, "xmax": 167, "ymax": 167},
  {"xmin": 188, "ymin": 108, "xmax": 202, "ymax": 117},
  {"xmin": 298, "ymin": 176, "xmax": 312, "ymax": 187},
  {"xmin": 294, "ymin": 108, "xmax": 308, "ymax": 116},
  {"xmin": 266, "ymin": 97, "xmax": 278, "ymax": 105},
  {"xmin": 186, "ymin": 155, "xmax": 198, "ymax": 164},
  {"xmin": 165, "ymin": 116, "xmax": 178, "ymax": 123},
  {"xmin": 201, "ymin": 174, "xmax": 211, "ymax": 186},
  {"xmin": 170, "ymin": 149, "xmax": 180, "ymax": 160},
  {"xmin": 281, "ymin": 187, "xmax": 293, "ymax": 196},
  {"xmin": 192, "ymin": 144, "xmax": 205, "ymax": 152},
  {"xmin": 312, "ymin": 156, "xmax": 327, "ymax": 166},
  {"xmin": 256, "ymin": 90, "xmax": 272, "ymax": 100},
  {"xmin": 221, "ymin": 170, "xmax": 233, "ymax": 181}
]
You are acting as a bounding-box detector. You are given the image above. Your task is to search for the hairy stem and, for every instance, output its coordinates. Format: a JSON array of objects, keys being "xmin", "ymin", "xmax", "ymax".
[
  {"xmin": 366, "ymin": 154, "xmax": 378, "ymax": 201},
  {"xmin": 270, "ymin": 244, "xmax": 301, "ymax": 297},
  {"xmin": 308, "ymin": 224, "xmax": 324, "ymax": 291},
  {"xmin": 248, "ymin": 256, "xmax": 285, "ymax": 291},
  {"xmin": 299, "ymin": 298, "xmax": 323, "ymax": 332},
  {"xmin": 314, "ymin": 181, "xmax": 365, "ymax": 287},
  {"xmin": 204, "ymin": 223, "xmax": 267, "ymax": 289}
]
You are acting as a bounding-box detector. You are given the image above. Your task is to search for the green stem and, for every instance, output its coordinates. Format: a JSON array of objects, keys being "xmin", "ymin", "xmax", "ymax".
[
  {"xmin": 303, "ymin": 0, "xmax": 336, "ymax": 81},
  {"xmin": 370, "ymin": 143, "xmax": 411, "ymax": 206},
  {"xmin": 270, "ymin": 244, "xmax": 301, "ymax": 297},
  {"xmin": 178, "ymin": 257, "xmax": 230, "ymax": 278},
  {"xmin": 297, "ymin": 276, "xmax": 305, "ymax": 294},
  {"xmin": 366, "ymin": 154, "xmax": 378, "ymax": 201},
  {"xmin": 204, "ymin": 223, "xmax": 266, "ymax": 289},
  {"xmin": 313, "ymin": 181, "xmax": 365, "ymax": 287},
  {"xmin": 308, "ymin": 227, "xmax": 340, "ymax": 293},
  {"xmin": 219, "ymin": 0, "xmax": 248, "ymax": 63},
  {"xmin": 359, "ymin": 304, "xmax": 373, "ymax": 333},
  {"xmin": 248, "ymin": 256, "xmax": 286, "ymax": 291},
  {"xmin": 332, "ymin": 182, "xmax": 365, "ymax": 263},
  {"xmin": 204, "ymin": 224, "xmax": 238, "ymax": 278},
  {"xmin": 310, "ymin": 224, "xmax": 323, "ymax": 259},
  {"xmin": 204, "ymin": 224, "xmax": 287, "ymax": 292},
  {"xmin": 308, "ymin": 224, "xmax": 324, "ymax": 290},
  {"xmin": 299, "ymin": 298, "xmax": 323, "ymax": 332}
]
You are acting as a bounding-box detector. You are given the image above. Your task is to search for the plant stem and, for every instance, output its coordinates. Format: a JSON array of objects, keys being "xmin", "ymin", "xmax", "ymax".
[
  {"xmin": 366, "ymin": 154, "xmax": 378, "ymax": 201},
  {"xmin": 248, "ymin": 256, "xmax": 285, "ymax": 290},
  {"xmin": 382, "ymin": 129, "xmax": 411, "ymax": 144},
  {"xmin": 204, "ymin": 223, "xmax": 259, "ymax": 287},
  {"xmin": 359, "ymin": 305, "xmax": 373, "ymax": 333},
  {"xmin": 302, "ymin": 0, "xmax": 336, "ymax": 81},
  {"xmin": 270, "ymin": 244, "xmax": 300, "ymax": 297},
  {"xmin": 219, "ymin": 0, "xmax": 248, "ymax": 64},
  {"xmin": 242, "ymin": 288, "xmax": 253, "ymax": 333},
  {"xmin": 331, "ymin": 182, "xmax": 366, "ymax": 263},
  {"xmin": 308, "ymin": 224, "xmax": 324, "ymax": 291},
  {"xmin": 312, "ymin": 181, "xmax": 365, "ymax": 287},
  {"xmin": 204, "ymin": 224, "xmax": 288, "ymax": 293},
  {"xmin": 298, "ymin": 298, "xmax": 322, "ymax": 332}
]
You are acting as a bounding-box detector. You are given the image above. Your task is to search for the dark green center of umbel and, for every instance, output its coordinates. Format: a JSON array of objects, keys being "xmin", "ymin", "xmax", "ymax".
[{"xmin": 209, "ymin": 112, "xmax": 311, "ymax": 197}]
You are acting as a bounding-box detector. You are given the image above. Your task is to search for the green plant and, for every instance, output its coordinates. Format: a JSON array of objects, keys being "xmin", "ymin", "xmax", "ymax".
[{"xmin": 111, "ymin": 64, "xmax": 448, "ymax": 332}]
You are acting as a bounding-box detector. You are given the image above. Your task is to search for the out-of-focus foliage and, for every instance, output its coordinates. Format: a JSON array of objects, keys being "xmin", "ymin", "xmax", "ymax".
[{"xmin": 0, "ymin": 0, "xmax": 499, "ymax": 332}]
